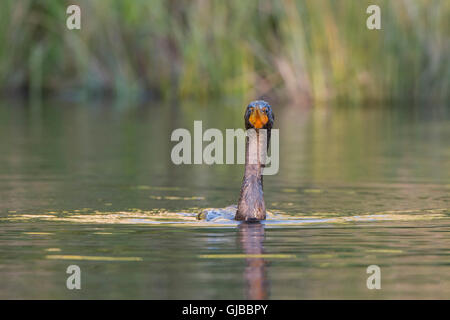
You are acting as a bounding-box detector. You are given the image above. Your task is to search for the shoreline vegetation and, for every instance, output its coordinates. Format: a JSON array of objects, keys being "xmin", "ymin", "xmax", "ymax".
[{"xmin": 0, "ymin": 0, "xmax": 448, "ymax": 105}]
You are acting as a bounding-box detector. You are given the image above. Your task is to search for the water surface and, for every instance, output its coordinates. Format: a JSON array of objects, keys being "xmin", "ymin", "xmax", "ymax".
[{"xmin": 0, "ymin": 100, "xmax": 449, "ymax": 299}]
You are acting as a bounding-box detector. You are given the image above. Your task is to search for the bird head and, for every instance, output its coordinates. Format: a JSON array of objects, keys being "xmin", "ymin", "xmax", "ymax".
[{"xmin": 244, "ymin": 100, "xmax": 274, "ymax": 130}]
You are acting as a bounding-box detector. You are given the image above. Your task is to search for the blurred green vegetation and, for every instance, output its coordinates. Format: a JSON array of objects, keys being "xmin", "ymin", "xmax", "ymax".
[{"xmin": 0, "ymin": 0, "xmax": 448, "ymax": 104}]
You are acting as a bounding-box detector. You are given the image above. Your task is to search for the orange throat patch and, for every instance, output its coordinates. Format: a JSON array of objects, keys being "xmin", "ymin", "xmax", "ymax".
[{"xmin": 249, "ymin": 109, "xmax": 268, "ymax": 129}]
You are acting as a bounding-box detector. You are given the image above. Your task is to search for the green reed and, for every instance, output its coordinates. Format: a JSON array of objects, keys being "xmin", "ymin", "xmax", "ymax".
[{"xmin": 0, "ymin": 0, "xmax": 448, "ymax": 105}]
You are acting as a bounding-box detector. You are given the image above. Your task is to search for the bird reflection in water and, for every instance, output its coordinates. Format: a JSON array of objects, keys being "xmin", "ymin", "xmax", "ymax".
[{"xmin": 238, "ymin": 222, "xmax": 269, "ymax": 299}]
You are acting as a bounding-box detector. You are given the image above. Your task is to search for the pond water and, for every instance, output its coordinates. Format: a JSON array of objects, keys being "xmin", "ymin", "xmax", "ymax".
[{"xmin": 0, "ymin": 99, "xmax": 449, "ymax": 299}]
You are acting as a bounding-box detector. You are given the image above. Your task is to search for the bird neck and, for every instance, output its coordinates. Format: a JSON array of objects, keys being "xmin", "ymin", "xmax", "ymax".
[
  {"xmin": 236, "ymin": 129, "xmax": 270, "ymax": 221},
  {"xmin": 244, "ymin": 130, "xmax": 265, "ymax": 182}
]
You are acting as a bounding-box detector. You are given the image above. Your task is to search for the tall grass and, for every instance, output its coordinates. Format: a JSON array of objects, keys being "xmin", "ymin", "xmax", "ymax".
[{"xmin": 0, "ymin": 0, "xmax": 448, "ymax": 104}]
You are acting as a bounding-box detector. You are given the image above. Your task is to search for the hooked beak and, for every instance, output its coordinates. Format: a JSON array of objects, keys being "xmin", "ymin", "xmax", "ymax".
[{"xmin": 249, "ymin": 108, "xmax": 268, "ymax": 129}]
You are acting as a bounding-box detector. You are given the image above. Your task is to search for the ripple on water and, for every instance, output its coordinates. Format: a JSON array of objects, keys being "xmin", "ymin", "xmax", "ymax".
[{"xmin": 2, "ymin": 207, "xmax": 448, "ymax": 228}]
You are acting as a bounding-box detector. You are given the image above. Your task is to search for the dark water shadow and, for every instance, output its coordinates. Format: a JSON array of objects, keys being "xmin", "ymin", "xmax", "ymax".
[{"xmin": 238, "ymin": 222, "xmax": 269, "ymax": 299}]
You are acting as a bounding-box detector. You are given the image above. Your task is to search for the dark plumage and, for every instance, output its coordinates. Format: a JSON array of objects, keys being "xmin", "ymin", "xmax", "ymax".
[{"xmin": 235, "ymin": 100, "xmax": 274, "ymax": 221}]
